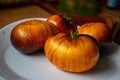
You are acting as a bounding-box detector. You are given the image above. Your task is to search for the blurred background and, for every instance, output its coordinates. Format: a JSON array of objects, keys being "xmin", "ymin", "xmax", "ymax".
[
  {"xmin": 0, "ymin": 0, "xmax": 120, "ymax": 15},
  {"xmin": 0, "ymin": 0, "xmax": 120, "ymax": 44}
]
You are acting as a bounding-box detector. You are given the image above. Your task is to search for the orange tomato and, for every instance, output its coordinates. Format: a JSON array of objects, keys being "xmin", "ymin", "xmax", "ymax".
[
  {"xmin": 78, "ymin": 23, "xmax": 112, "ymax": 44},
  {"xmin": 44, "ymin": 33, "xmax": 99, "ymax": 72}
]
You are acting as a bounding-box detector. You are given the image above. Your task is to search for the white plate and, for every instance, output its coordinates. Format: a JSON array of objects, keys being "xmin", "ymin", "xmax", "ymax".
[{"xmin": 0, "ymin": 18, "xmax": 120, "ymax": 80}]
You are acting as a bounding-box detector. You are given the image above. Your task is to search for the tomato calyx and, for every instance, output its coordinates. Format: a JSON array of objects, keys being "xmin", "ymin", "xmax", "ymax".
[
  {"xmin": 63, "ymin": 14, "xmax": 71, "ymax": 25},
  {"xmin": 70, "ymin": 30, "xmax": 79, "ymax": 39},
  {"xmin": 64, "ymin": 14, "xmax": 76, "ymax": 29},
  {"xmin": 70, "ymin": 30, "xmax": 99, "ymax": 46}
]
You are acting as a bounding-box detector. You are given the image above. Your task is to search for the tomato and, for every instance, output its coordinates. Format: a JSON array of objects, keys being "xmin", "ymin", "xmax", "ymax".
[
  {"xmin": 10, "ymin": 20, "xmax": 59, "ymax": 54},
  {"xmin": 47, "ymin": 14, "xmax": 76, "ymax": 34},
  {"xmin": 78, "ymin": 23, "xmax": 112, "ymax": 44},
  {"xmin": 44, "ymin": 32, "xmax": 99, "ymax": 72}
]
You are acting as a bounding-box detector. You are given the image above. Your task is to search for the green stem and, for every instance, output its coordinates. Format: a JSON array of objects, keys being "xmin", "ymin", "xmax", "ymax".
[
  {"xmin": 70, "ymin": 30, "xmax": 79, "ymax": 39},
  {"xmin": 63, "ymin": 14, "xmax": 71, "ymax": 24}
]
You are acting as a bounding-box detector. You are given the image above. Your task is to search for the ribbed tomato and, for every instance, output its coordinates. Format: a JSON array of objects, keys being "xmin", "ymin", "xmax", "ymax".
[
  {"xmin": 47, "ymin": 14, "xmax": 76, "ymax": 34},
  {"xmin": 44, "ymin": 32, "xmax": 99, "ymax": 72},
  {"xmin": 10, "ymin": 20, "xmax": 59, "ymax": 54},
  {"xmin": 78, "ymin": 23, "xmax": 112, "ymax": 44}
]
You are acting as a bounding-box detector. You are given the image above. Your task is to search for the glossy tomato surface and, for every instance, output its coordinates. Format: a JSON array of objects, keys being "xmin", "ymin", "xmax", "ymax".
[
  {"xmin": 47, "ymin": 14, "xmax": 76, "ymax": 34},
  {"xmin": 11, "ymin": 20, "xmax": 59, "ymax": 54},
  {"xmin": 78, "ymin": 23, "xmax": 112, "ymax": 44},
  {"xmin": 44, "ymin": 33, "xmax": 99, "ymax": 72}
]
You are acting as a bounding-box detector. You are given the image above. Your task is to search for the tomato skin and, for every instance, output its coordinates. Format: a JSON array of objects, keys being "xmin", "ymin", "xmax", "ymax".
[
  {"xmin": 10, "ymin": 20, "xmax": 59, "ymax": 54},
  {"xmin": 78, "ymin": 23, "xmax": 112, "ymax": 44},
  {"xmin": 47, "ymin": 14, "xmax": 76, "ymax": 34},
  {"xmin": 44, "ymin": 33, "xmax": 99, "ymax": 72}
]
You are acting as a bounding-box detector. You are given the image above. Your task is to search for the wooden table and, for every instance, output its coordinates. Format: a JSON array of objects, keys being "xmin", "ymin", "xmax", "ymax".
[{"xmin": 0, "ymin": 4, "xmax": 51, "ymax": 29}]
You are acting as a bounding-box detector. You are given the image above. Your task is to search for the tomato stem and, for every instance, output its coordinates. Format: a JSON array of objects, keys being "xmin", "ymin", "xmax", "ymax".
[
  {"xmin": 63, "ymin": 14, "xmax": 71, "ymax": 24},
  {"xmin": 70, "ymin": 30, "xmax": 79, "ymax": 39}
]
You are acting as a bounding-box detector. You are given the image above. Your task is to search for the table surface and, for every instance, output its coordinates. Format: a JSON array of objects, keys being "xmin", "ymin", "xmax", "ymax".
[
  {"xmin": 0, "ymin": 4, "xmax": 51, "ymax": 29},
  {"xmin": 0, "ymin": 3, "xmax": 120, "ymax": 28}
]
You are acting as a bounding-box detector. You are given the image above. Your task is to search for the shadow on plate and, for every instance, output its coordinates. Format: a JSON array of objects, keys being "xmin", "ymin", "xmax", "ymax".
[
  {"xmin": 21, "ymin": 49, "xmax": 45, "ymax": 57},
  {"xmin": 99, "ymin": 42, "xmax": 119, "ymax": 57}
]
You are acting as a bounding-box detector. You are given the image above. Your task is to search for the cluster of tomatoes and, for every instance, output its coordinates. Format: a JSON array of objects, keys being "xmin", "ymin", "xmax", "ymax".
[{"xmin": 10, "ymin": 14, "xmax": 112, "ymax": 72}]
